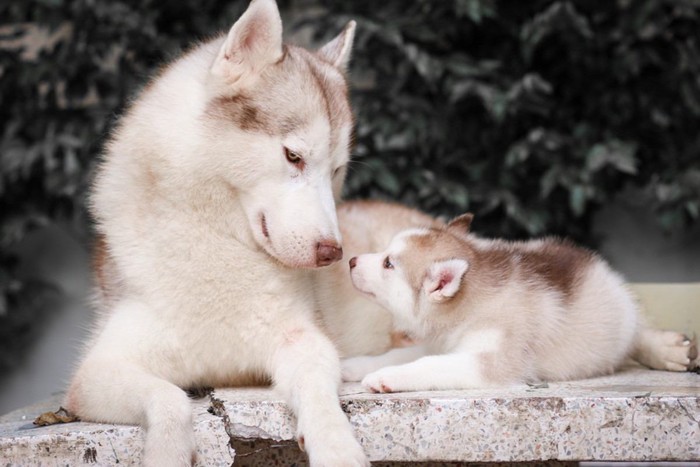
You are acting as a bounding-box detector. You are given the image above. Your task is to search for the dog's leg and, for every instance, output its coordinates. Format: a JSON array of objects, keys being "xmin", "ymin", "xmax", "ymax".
[
  {"xmin": 361, "ymin": 352, "xmax": 487, "ymax": 393},
  {"xmin": 341, "ymin": 345, "xmax": 428, "ymax": 382},
  {"xmin": 271, "ymin": 325, "xmax": 369, "ymax": 467},
  {"xmin": 631, "ymin": 327, "xmax": 698, "ymax": 371},
  {"xmin": 67, "ymin": 357, "xmax": 195, "ymax": 466},
  {"xmin": 66, "ymin": 300, "xmax": 195, "ymax": 467}
]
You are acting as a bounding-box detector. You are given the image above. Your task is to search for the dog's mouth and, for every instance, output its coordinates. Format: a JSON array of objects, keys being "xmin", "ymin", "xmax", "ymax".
[
  {"xmin": 254, "ymin": 211, "xmax": 343, "ymax": 269},
  {"xmin": 260, "ymin": 213, "xmax": 270, "ymax": 239},
  {"xmin": 358, "ymin": 287, "xmax": 376, "ymax": 299},
  {"xmin": 349, "ymin": 273, "xmax": 375, "ymax": 298},
  {"xmin": 255, "ymin": 212, "xmax": 317, "ymax": 269}
]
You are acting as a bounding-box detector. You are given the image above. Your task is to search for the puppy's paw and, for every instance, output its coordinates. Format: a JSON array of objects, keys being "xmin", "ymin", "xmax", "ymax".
[
  {"xmin": 361, "ymin": 366, "xmax": 417, "ymax": 393},
  {"xmin": 653, "ymin": 331, "xmax": 697, "ymax": 372},
  {"xmin": 361, "ymin": 370, "xmax": 394, "ymax": 393},
  {"xmin": 341, "ymin": 356, "xmax": 378, "ymax": 382}
]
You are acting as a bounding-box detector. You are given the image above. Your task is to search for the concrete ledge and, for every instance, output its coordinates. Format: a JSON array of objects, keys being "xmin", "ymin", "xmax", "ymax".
[{"xmin": 1, "ymin": 367, "xmax": 698, "ymax": 465}]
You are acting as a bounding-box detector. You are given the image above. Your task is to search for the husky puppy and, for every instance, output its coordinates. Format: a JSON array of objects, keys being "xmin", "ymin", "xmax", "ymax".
[
  {"xmin": 66, "ymin": 1, "xmax": 369, "ymax": 465},
  {"xmin": 316, "ymin": 200, "xmax": 443, "ymax": 356},
  {"xmin": 343, "ymin": 213, "xmax": 698, "ymax": 393}
]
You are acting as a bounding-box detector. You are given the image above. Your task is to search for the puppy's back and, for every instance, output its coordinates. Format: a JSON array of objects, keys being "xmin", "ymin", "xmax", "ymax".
[{"xmin": 493, "ymin": 238, "xmax": 640, "ymax": 381}]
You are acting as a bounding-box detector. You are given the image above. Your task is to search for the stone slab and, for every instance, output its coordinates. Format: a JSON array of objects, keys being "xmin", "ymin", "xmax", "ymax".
[
  {"xmin": 1, "ymin": 367, "xmax": 698, "ymax": 465},
  {"xmin": 0, "ymin": 396, "xmax": 232, "ymax": 466}
]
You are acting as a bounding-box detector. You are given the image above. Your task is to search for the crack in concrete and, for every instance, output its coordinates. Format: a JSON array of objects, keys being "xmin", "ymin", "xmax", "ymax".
[
  {"xmin": 206, "ymin": 391, "xmax": 303, "ymax": 465},
  {"xmin": 678, "ymin": 400, "xmax": 700, "ymax": 428},
  {"xmin": 106, "ymin": 438, "xmax": 120, "ymax": 464},
  {"xmin": 206, "ymin": 391, "xmax": 237, "ymax": 467}
]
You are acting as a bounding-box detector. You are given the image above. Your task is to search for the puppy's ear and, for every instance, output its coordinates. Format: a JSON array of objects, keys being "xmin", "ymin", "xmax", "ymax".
[
  {"xmin": 447, "ymin": 213, "xmax": 474, "ymax": 235},
  {"xmin": 210, "ymin": 0, "xmax": 283, "ymax": 86},
  {"xmin": 318, "ymin": 21, "xmax": 356, "ymax": 71},
  {"xmin": 423, "ymin": 259, "xmax": 469, "ymax": 303}
]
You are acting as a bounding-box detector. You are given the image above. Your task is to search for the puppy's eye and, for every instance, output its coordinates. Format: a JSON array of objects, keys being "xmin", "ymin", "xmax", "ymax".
[
  {"xmin": 284, "ymin": 147, "xmax": 303, "ymax": 165},
  {"xmin": 383, "ymin": 256, "xmax": 394, "ymax": 269}
]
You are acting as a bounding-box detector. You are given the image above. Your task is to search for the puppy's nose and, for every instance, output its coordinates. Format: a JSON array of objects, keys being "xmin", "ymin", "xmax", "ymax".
[
  {"xmin": 349, "ymin": 257, "xmax": 357, "ymax": 269},
  {"xmin": 316, "ymin": 240, "xmax": 343, "ymax": 267}
]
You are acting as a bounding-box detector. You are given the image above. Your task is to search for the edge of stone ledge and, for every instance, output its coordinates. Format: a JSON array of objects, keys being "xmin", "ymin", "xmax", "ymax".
[
  {"xmin": 214, "ymin": 369, "xmax": 700, "ymax": 463},
  {"xmin": 0, "ymin": 395, "xmax": 234, "ymax": 466},
  {"xmin": 1, "ymin": 368, "xmax": 699, "ymax": 465}
]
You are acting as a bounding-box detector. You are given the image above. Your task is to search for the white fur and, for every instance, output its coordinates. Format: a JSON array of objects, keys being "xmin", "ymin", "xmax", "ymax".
[
  {"xmin": 210, "ymin": 0, "xmax": 283, "ymax": 86},
  {"xmin": 318, "ymin": 21, "xmax": 356, "ymax": 70},
  {"xmin": 350, "ymin": 252, "xmax": 416, "ymax": 334},
  {"xmin": 362, "ymin": 353, "xmax": 486, "ymax": 393},
  {"xmin": 341, "ymin": 345, "xmax": 429, "ymax": 382},
  {"xmin": 632, "ymin": 328, "xmax": 696, "ymax": 372},
  {"xmin": 454, "ymin": 328, "xmax": 503, "ymax": 354},
  {"xmin": 67, "ymin": 2, "xmax": 368, "ymax": 466}
]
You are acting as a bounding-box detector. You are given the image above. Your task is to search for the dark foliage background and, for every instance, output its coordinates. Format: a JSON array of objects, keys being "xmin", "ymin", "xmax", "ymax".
[{"xmin": 1, "ymin": 0, "xmax": 699, "ymax": 369}]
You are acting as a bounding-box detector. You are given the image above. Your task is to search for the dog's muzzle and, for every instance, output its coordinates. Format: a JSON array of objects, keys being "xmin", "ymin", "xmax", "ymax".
[{"xmin": 316, "ymin": 241, "xmax": 343, "ymax": 267}]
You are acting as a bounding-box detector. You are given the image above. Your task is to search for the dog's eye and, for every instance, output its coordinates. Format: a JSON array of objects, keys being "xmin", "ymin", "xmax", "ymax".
[
  {"xmin": 383, "ymin": 256, "xmax": 394, "ymax": 269},
  {"xmin": 284, "ymin": 147, "xmax": 303, "ymax": 166}
]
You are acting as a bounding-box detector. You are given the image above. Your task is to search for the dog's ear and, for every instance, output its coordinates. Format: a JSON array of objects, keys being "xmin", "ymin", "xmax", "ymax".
[
  {"xmin": 423, "ymin": 259, "xmax": 469, "ymax": 303},
  {"xmin": 318, "ymin": 21, "xmax": 356, "ymax": 71},
  {"xmin": 211, "ymin": 0, "xmax": 283, "ymax": 85},
  {"xmin": 447, "ymin": 213, "xmax": 474, "ymax": 235}
]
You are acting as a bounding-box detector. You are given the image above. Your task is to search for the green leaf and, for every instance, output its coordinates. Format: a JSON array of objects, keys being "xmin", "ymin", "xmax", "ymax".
[
  {"xmin": 586, "ymin": 140, "xmax": 638, "ymax": 175},
  {"xmin": 455, "ymin": 0, "xmax": 496, "ymax": 23},
  {"xmin": 655, "ymin": 183, "xmax": 683, "ymax": 203},
  {"xmin": 569, "ymin": 184, "xmax": 586, "ymax": 217},
  {"xmin": 520, "ymin": 2, "xmax": 593, "ymax": 62},
  {"xmin": 540, "ymin": 167, "xmax": 560, "ymax": 199},
  {"xmin": 440, "ymin": 182, "xmax": 470, "ymax": 209},
  {"xmin": 504, "ymin": 142, "xmax": 529, "ymax": 167}
]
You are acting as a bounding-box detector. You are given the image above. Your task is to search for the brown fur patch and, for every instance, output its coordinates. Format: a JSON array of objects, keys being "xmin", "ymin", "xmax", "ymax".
[
  {"xmin": 92, "ymin": 234, "xmax": 109, "ymax": 297},
  {"xmin": 400, "ymin": 227, "xmax": 595, "ymax": 308},
  {"xmin": 204, "ymin": 45, "xmax": 351, "ymax": 143},
  {"xmin": 206, "ymin": 94, "xmax": 271, "ymax": 133},
  {"xmin": 400, "ymin": 229, "xmax": 474, "ymax": 297},
  {"xmin": 92, "ymin": 234, "xmax": 122, "ymax": 306},
  {"xmin": 390, "ymin": 331, "xmax": 416, "ymax": 348},
  {"xmin": 517, "ymin": 239, "xmax": 595, "ymax": 301},
  {"xmin": 64, "ymin": 378, "xmax": 81, "ymax": 414}
]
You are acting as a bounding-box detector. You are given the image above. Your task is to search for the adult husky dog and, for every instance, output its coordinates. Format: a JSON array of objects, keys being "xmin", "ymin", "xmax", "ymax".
[{"xmin": 66, "ymin": 1, "xmax": 369, "ymax": 465}]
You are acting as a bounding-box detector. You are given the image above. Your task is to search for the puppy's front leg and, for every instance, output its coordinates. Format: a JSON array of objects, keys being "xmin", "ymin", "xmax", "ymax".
[
  {"xmin": 362, "ymin": 352, "xmax": 487, "ymax": 393},
  {"xmin": 342, "ymin": 344, "xmax": 428, "ymax": 382},
  {"xmin": 271, "ymin": 325, "xmax": 369, "ymax": 467}
]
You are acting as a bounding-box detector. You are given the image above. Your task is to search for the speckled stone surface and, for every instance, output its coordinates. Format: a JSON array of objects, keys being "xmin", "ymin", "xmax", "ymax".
[
  {"xmin": 1, "ymin": 367, "xmax": 698, "ymax": 465},
  {"xmin": 0, "ymin": 395, "xmax": 232, "ymax": 466}
]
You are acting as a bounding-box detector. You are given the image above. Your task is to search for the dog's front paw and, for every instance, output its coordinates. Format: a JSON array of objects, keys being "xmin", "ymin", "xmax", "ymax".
[{"xmin": 304, "ymin": 425, "xmax": 369, "ymax": 467}]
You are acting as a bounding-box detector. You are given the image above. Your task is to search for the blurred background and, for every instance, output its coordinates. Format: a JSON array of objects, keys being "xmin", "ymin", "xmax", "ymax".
[{"xmin": 1, "ymin": 0, "xmax": 699, "ymax": 414}]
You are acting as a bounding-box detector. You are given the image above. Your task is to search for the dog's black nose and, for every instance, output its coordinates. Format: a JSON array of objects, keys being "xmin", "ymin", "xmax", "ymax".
[
  {"xmin": 349, "ymin": 257, "xmax": 357, "ymax": 269},
  {"xmin": 316, "ymin": 241, "xmax": 343, "ymax": 267}
]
